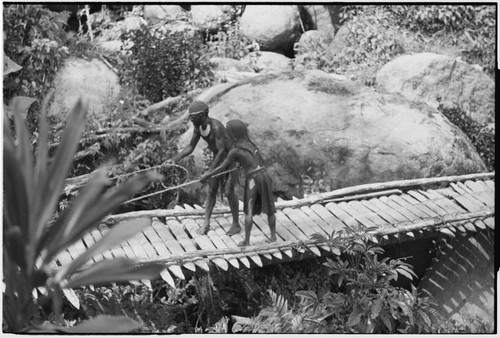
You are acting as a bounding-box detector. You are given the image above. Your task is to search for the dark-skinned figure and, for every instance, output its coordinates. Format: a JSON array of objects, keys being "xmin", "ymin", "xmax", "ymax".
[
  {"xmin": 200, "ymin": 119, "xmax": 277, "ymax": 247},
  {"xmin": 165, "ymin": 101, "xmax": 240, "ymax": 235}
]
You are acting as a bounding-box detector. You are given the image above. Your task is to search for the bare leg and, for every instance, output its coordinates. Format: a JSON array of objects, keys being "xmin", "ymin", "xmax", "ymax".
[
  {"xmin": 267, "ymin": 214, "xmax": 277, "ymax": 242},
  {"xmin": 226, "ymin": 176, "xmax": 241, "ymax": 236},
  {"xmin": 198, "ymin": 178, "xmax": 218, "ymax": 235},
  {"xmin": 238, "ymin": 198, "xmax": 254, "ymax": 247}
]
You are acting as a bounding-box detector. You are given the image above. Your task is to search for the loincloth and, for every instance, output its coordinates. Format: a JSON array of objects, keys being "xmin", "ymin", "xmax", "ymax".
[{"xmin": 243, "ymin": 167, "xmax": 276, "ymax": 216}]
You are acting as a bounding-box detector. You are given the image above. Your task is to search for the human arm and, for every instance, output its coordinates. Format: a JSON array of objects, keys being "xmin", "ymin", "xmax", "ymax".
[
  {"xmin": 200, "ymin": 149, "xmax": 236, "ymax": 183},
  {"xmin": 209, "ymin": 122, "xmax": 227, "ymax": 170},
  {"xmin": 171, "ymin": 129, "xmax": 201, "ymax": 162}
]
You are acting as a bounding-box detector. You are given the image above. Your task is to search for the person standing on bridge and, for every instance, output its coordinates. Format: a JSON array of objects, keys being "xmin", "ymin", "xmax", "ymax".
[
  {"xmin": 164, "ymin": 100, "xmax": 240, "ymax": 236},
  {"xmin": 200, "ymin": 119, "xmax": 277, "ymax": 247}
]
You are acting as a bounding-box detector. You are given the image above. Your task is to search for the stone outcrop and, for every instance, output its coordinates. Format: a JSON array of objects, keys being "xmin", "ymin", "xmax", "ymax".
[
  {"xmin": 376, "ymin": 53, "xmax": 495, "ymax": 126},
  {"xmin": 190, "ymin": 5, "xmax": 233, "ymax": 33},
  {"xmin": 239, "ymin": 5, "xmax": 301, "ymax": 54},
  {"xmin": 175, "ymin": 70, "xmax": 486, "ymax": 199},
  {"xmin": 241, "ymin": 51, "xmax": 293, "ymax": 73},
  {"xmin": 143, "ymin": 5, "xmax": 187, "ymax": 25}
]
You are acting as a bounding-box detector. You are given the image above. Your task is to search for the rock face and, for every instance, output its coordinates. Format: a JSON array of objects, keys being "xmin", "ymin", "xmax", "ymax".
[
  {"xmin": 376, "ymin": 53, "xmax": 495, "ymax": 126},
  {"xmin": 241, "ymin": 51, "xmax": 293, "ymax": 73},
  {"xmin": 176, "ymin": 70, "xmax": 486, "ymax": 199},
  {"xmin": 143, "ymin": 5, "xmax": 186, "ymax": 25},
  {"xmin": 190, "ymin": 5, "xmax": 233, "ymax": 33},
  {"xmin": 240, "ymin": 5, "xmax": 301, "ymax": 54},
  {"xmin": 294, "ymin": 30, "xmax": 330, "ymax": 70},
  {"xmin": 49, "ymin": 58, "xmax": 121, "ymax": 121}
]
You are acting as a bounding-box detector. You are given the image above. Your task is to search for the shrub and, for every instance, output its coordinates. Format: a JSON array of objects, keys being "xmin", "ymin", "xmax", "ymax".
[
  {"xmin": 118, "ymin": 27, "xmax": 214, "ymax": 103},
  {"xmin": 3, "ymin": 4, "xmax": 70, "ymax": 101},
  {"xmin": 232, "ymin": 224, "xmax": 444, "ymax": 333},
  {"xmin": 3, "ymin": 95, "xmax": 164, "ymax": 332},
  {"xmin": 438, "ymin": 103, "xmax": 495, "ymax": 171},
  {"xmin": 205, "ymin": 22, "xmax": 254, "ymax": 60}
]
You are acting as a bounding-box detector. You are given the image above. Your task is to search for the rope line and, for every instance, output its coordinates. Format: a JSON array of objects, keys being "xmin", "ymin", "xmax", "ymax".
[{"xmin": 122, "ymin": 167, "xmax": 239, "ymax": 205}]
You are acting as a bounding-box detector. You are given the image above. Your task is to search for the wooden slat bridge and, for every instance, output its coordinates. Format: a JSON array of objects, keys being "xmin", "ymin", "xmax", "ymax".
[{"xmin": 57, "ymin": 172, "xmax": 494, "ymax": 287}]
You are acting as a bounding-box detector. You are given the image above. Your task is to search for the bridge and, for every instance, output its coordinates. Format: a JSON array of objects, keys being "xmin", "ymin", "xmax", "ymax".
[{"xmin": 55, "ymin": 172, "xmax": 494, "ymax": 288}]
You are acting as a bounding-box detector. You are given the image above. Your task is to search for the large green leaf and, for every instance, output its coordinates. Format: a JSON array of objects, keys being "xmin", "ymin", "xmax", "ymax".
[
  {"xmin": 54, "ymin": 217, "xmax": 151, "ymax": 282},
  {"xmin": 36, "ymin": 99, "xmax": 87, "ymax": 245},
  {"xmin": 37, "ymin": 169, "xmax": 112, "ymax": 263},
  {"xmin": 64, "ymin": 258, "xmax": 164, "ymax": 288}
]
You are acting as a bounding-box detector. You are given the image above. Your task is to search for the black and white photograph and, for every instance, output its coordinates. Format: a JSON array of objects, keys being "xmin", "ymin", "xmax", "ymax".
[{"xmin": 2, "ymin": 2, "xmax": 496, "ymax": 334}]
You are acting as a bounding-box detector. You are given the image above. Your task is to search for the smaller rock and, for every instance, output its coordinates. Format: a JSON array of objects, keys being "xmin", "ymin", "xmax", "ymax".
[
  {"xmin": 123, "ymin": 16, "xmax": 147, "ymax": 32},
  {"xmin": 241, "ymin": 51, "xmax": 293, "ymax": 73},
  {"xmin": 190, "ymin": 5, "xmax": 233, "ymax": 33},
  {"xmin": 209, "ymin": 57, "xmax": 254, "ymax": 72},
  {"xmin": 144, "ymin": 5, "xmax": 187, "ymax": 25}
]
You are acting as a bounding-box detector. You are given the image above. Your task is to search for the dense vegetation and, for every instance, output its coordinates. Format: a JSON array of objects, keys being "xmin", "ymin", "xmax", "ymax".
[{"xmin": 3, "ymin": 4, "xmax": 494, "ymax": 333}]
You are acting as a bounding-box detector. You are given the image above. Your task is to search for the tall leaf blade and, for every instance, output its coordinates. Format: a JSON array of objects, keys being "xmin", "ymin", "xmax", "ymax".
[
  {"xmin": 36, "ymin": 98, "xmax": 87, "ymax": 242},
  {"xmin": 38, "ymin": 169, "xmax": 111, "ymax": 262},
  {"xmin": 64, "ymin": 258, "xmax": 164, "ymax": 288},
  {"xmin": 55, "ymin": 217, "xmax": 151, "ymax": 281}
]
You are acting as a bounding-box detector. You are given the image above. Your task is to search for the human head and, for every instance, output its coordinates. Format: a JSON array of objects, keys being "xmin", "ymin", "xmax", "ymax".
[
  {"xmin": 188, "ymin": 100, "xmax": 209, "ymax": 126},
  {"xmin": 226, "ymin": 119, "xmax": 249, "ymax": 141}
]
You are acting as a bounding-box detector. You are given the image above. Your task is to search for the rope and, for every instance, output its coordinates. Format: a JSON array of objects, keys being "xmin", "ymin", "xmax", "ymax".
[{"xmin": 122, "ymin": 167, "xmax": 239, "ymax": 205}]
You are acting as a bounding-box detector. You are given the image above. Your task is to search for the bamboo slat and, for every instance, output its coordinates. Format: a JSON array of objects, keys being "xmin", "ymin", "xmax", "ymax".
[
  {"xmin": 182, "ymin": 216, "xmax": 229, "ymax": 271},
  {"xmin": 388, "ymin": 195, "xmax": 429, "ymax": 219},
  {"xmin": 168, "ymin": 265, "xmax": 185, "ymax": 280},
  {"xmin": 252, "ymin": 214, "xmax": 293, "ymax": 258},
  {"xmin": 152, "ymin": 220, "xmax": 186, "ymax": 257},
  {"xmin": 160, "ymin": 269, "xmax": 176, "ymax": 288},
  {"xmin": 450, "ymin": 183, "xmax": 487, "ymax": 209},
  {"xmin": 457, "ymin": 181, "xmax": 491, "ymax": 206},
  {"xmin": 300, "ymin": 205, "xmax": 334, "ymax": 234},
  {"xmin": 81, "ymin": 232, "xmax": 102, "ymax": 262},
  {"xmin": 359, "ymin": 199, "xmax": 399, "ymax": 231},
  {"xmin": 190, "ymin": 213, "xmax": 243, "ymax": 268},
  {"xmin": 348, "ymin": 200, "xmax": 391, "ymax": 227},
  {"xmin": 378, "ymin": 196, "xmax": 416, "ymax": 221},
  {"xmin": 282, "ymin": 208, "xmax": 322, "ymax": 256},
  {"xmin": 144, "ymin": 222, "xmax": 172, "ymax": 257},
  {"xmin": 398, "ymin": 194, "xmax": 439, "ymax": 218},
  {"xmin": 460, "ymin": 182, "xmax": 493, "ymax": 206},
  {"xmin": 324, "ymin": 202, "xmax": 359, "ymax": 227},
  {"xmin": 275, "ymin": 210, "xmax": 308, "ymax": 241},
  {"xmin": 309, "ymin": 204, "xmax": 347, "ymax": 231},
  {"xmin": 409, "ymin": 190, "xmax": 449, "ymax": 215},
  {"xmin": 213, "ymin": 214, "xmax": 257, "ymax": 266}
]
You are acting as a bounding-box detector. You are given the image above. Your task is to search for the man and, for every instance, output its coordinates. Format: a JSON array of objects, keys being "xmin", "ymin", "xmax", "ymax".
[
  {"xmin": 166, "ymin": 100, "xmax": 240, "ymax": 235},
  {"xmin": 200, "ymin": 119, "xmax": 277, "ymax": 247}
]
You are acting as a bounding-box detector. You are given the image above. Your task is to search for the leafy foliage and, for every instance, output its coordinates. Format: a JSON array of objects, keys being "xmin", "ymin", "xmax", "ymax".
[
  {"xmin": 232, "ymin": 224, "xmax": 444, "ymax": 333},
  {"xmin": 387, "ymin": 5, "xmax": 496, "ymax": 77},
  {"xmin": 118, "ymin": 27, "xmax": 214, "ymax": 103},
  {"xmin": 438, "ymin": 103, "xmax": 495, "ymax": 171},
  {"xmin": 3, "ymin": 96, "xmax": 164, "ymax": 332},
  {"xmin": 3, "ymin": 4, "xmax": 70, "ymax": 101},
  {"xmin": 205, "ymin": 22, "xmax": 255, "ymax": 60}
]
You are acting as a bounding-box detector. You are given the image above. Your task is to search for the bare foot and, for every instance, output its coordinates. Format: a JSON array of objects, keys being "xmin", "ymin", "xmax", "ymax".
[
  {"xmin": 267, "ymin": 236, "xmax": 277, "ymax": 243},
  {"xmin": 238, "ymin": 240, "xmax": 249, "ymax": 247},
  {"xmin": 226, "ymin": 224, "xmax": 241, "ymax": 236},
  {"xmin": 197, "ymin": 226, "xmax": 209, "ymax": 235}
]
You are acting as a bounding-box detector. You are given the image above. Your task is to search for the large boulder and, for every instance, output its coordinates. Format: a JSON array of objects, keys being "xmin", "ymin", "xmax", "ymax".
[
  {"xmin": 175, "ymin": 70, "xmax": 486, "ymax": 199},
  {"xmin": 376, "ymin": 53, "xmax": 495, "ymax": 126},
  {"xmin": 143, "ymin": 5, "xmax": 187, "ymax": 25},
  {"xmin": 190, "ymin": 5, "xmax": 233, "ymax": 33},
  {"xmin": 294, "ymin": 30, "xmax": 331, "ymax": 70},
  {"xmin": 49, "ymin": 58, "xmax": 121, "ymax": 121},
  {"xmin": 240, "ymin": 5, "xmax": 301, "ymax": 54}
]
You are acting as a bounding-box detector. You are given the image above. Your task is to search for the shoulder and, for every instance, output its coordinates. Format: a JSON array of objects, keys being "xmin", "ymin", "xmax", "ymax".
[{"xmin": 209, "ymin": 118, "xmax": 225, "ymax": 134}]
